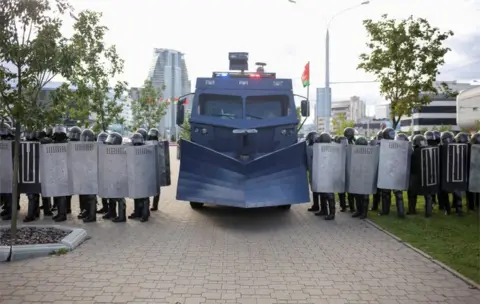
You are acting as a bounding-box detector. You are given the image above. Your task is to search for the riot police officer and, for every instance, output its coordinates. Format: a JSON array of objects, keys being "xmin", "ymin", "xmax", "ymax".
[
  {"xmin": 343, "ymin": 128, "xmax": 356, "ymax": 212},
  {"xmin": 23, "ymin": 131, "xmax": 42, "ymax": 222},
  {"xmin": 0, "ymin": 123, "xmax": 15, "ymax": 220},
  {"xmin": 147, "ymin": 128, "xmax": 162, "ymax": 211},
  {"xmin": 136, "ymin": 128, "xmax": 148, "ymax": 141},
  {"xmin": 77, "ymin": 129, "xmax": 98, "ymax": 223},
  {"xmin": 96, "ymin": 131, "xmax": 109, "ymax": 214},
  {"xmin": 438, "ymin": 131, "xmax": 455, "ymax": 215},
  {"xmin": 38, "ymin": 127, "xmax": 54, "ymax": 215},
  {"xmin": 305, "ymin": 132, "xmax": 322, "ymax": 213},
  {"xmin": 335, "ymin": 135, "xmax": 349, "ymax": 212},
  {"xmin": 104, "ymin": 132, "xmax": 127, "ymax": 223},
  {"xmin": 451, "ymin": 132, "xmax": 470, "ymax": 216},
  {"xmin": 67, "ymin": 126, "xmax": 82, "ymax": 215},
  {"xmin": 468, "ymin": 133, "xmax": 480, "ymax": 209},
  {"xmin": 370, "ymin": 130, "xmax": 383, "ymax": 211},
  {"xmin": 127, "ymin": 132, "xmax": 151, "ymax": 222},
  {"xmin": 351, "ymin": 136, "xmax": 370, "ymax": 219},
  {"xmin": 50, "ymin": 126, "xmax": 69, "ymax": 222},
  {"xmin": 379, "ymin": 128, "xmax": 405, "ymax": 218},
  {"xmin": 314, "ymin": 133, "xmax": 336, "ymax": 220}
]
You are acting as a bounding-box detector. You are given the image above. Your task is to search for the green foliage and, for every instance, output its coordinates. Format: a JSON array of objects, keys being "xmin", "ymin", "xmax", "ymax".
[
  {"xmin": 331, "ymin": 113, "xmax": 355, "ymax": 136},
  {"xmin": 358, "ymin": 15, "xmax": 454, "ymax": 128},
  {"xmin": 178, "ymin": 112, "xmax": 190, "ymax": 141},
  {"xmin": 474, "ymin": 120, "xmax": 480, "ymax": 131},
  {"xmin": 66, "ymin": 10, "xmax": 127, "ymax": 133},
  {"xmin": 170, "ymin": 134, "xmax": 176, "ymax": 142},
  {"xmin": 296, "ymin": 106, "xmax": 301, "ymax": 124},
  {"xmin": 130, "ymin": 80, "xmax": 167, "ymax": 130}
]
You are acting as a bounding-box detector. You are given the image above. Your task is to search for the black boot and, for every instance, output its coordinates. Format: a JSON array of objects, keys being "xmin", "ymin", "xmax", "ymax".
[
  {"xmin": 53, "ymin": 197, "xmax": 67, "ymax": 222},
  {"xmin": 77, "ymin": 196, "xmax": 88, "ymax": 219},
  {"xmin": 1, "ymin": 194, "xmax": 12, "ymax": 220},
  {"xmin": 438, "ymin": 191, "xmax": 450, "ymax": 213},
  {"xmin": 452, "ymin": 191, "xmax": 463, "ymax": 216},
  {"xmin": 424, "ymin": 195, "xmax": 433, "ymax": 217},
  {"xmin": 128, "ymin": 199, "xmax": 142, "ymax": 219},
  {"xmin": 352, "ymin": 194, "xmax": 362, "ymax": 218},
  {"xmin": 112, "ymin": 199, "xmax": 126, "ymax": 223},
  {"xmin": 359, "ymin": 195, "xmax": 369, "ymax": 219},
  {"xmin": 338, "ymin": 193, "xmax": 347, "ymax": 212},
  {"xmin": 371, "ymin": 191, "xmax": 380, "ymax": 211},
  {"xmin": 308, "ymin": 192, "xmax": 319, "ymax": 212},
  {"xmin": 325, "ymin": 194, "xmax": 336, "ymax": 220},
  {"xmin": 466, "ymin": 192, "xmax": 475, "ymax": 211},
  {"xmin": 102, "ymin": 201, "xmax": 117, "ymax": 219},
  {"xmin": 407, "ymin": 191, "xmax": 417, "ymax": 215},
  {"xmin": 83, "ymin": 195, "xmax": 97, "ymax": 223},
  {"xmin": 24, "ymin": 194, "xmax": 39, "ymax": 222},
  {"xmin": 51, "ymin": 199, "xmax": 58, "ymax": 211},
  {"xmin": 379, "ymin": 190, "xmax": 391, "ymax": 215},
  {"xmin": 42, "ymin": 197, "xmax": 53, "ymax": 216},
  {"xmin": 151, "ymin": 194, "xmax": 160, "ymax": 211},
  {"xmin": 347, "ymin": 193, "xmax": 355, "ymax": 212},
  {"xmin": 97, "ymin": 198, "xmax": 108, "ymax": 213},
  {"xmin": 315, "ymin": 194, "xmax": 328, "ymax": 216},
  {"xmin": 432, "ymin": 194, "xmax": 437, "ymax": 207},
  {"xmin": 140, "ymin": 198, "xmax": 150, "ymax": 222},
  {"xmin": 394, "ymin": 190, "xmax": 405, "ymax": 218},
  {"xmin": 66, "ymin": 195, "xmax": 72, "ymax": 214}
]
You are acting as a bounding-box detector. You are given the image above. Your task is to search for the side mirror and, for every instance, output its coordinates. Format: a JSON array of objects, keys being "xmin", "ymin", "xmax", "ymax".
[
  {"xmin": 176, "ymin": 98, "xmax": 185, "ymax": 126},
  {"xmin": 300, "ymin": 100, "xmax": 310, "ymax": 117}
]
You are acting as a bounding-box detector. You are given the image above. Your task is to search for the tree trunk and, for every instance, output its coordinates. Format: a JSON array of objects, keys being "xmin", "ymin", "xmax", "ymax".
[{"xmin": 10, "ymin": 122, "xmax": 21, "ymax": 242}]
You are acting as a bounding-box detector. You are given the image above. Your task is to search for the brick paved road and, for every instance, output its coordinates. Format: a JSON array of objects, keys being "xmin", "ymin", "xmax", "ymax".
[{"xmin": 0, "ymin": 147, "xmax": 479, "ymax": 304}]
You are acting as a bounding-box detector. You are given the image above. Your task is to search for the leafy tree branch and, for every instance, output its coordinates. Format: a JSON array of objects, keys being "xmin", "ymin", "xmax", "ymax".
[{"xmin": 130, "ymin": 79, "xmax": 167, "ymax": 130}]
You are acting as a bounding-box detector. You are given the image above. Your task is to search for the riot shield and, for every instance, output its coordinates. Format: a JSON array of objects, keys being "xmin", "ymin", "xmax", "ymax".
[
  {"xmin": 0, "ymin": 141, "xmax": 13, "ymax": 194},
  {"xmin": 18, "ymin": 142, "xmax": 41, "ymax": 194},
  {"xmin": 468, "ymin": 145, "xmax": 480, "ymax": 193},
  {"xmin": 441, "ymin": 143, "xmax": 468, "ymax": 192},
  {"xmin": 346, "ymin": 145, "xmax": 379, "ymax": 195},
  {"xmin": 40, "ymin": 143, "xmax": 71, "ymax": 197},
  {"xmin": 377, "ymin": 140, "xmax": 411, "ymax": 191},
  {"xmin": 67, "ymin": 142, "xmax": 98, "ymax": 195},
  {"xmin": 163, "ymin": 140, "xmax": 171, "ymax": 186},
  {"xmin": 126, "ymin": 145, "xmax": 159, "ymax": 198},
  {"xmin": 97, "ymin": 145, "xmax": 128, "ymax": 198},
  {"xmin": 311, "ymin": 143, "xmax": 346, "ymax": 193},
  {"xmin": 409, "ymin": 146, "xmax": 440, "ymax": 195}
]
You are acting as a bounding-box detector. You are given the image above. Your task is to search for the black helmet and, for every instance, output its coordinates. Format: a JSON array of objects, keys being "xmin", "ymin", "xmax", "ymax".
[
  {"xmin": 44, "ymin": 126, "xmax": 53, "ymax": 138},
  {"xmin": 306, "ymin": 132, "xmax": 318, "ymax": 146},
  {"xmin": 97, "ymin": 131, "xmax": 108, "ymax": 143},
  {"xmin": 147, "ymin": 128, "xmax": 160, "ymax": 140},
  {"xmin": 454, "ymin": 132, "xmax": 469, "ymax": 144},
  {"xmin": 131, "ymin": 132, "xmax": 145, "ymax": 146},
  {"xmin": 24, "ymin": 131, "xmax": 38, "ymax": 141},
  {"xmin": 316, "ymin": 132, "xmax": 332, "ymax": 143},
  {"xmin": 382, "ymin": 127, "xmax": 396, "ymax": 140},
  {"xmin": 68, "ymin": 126, "xmax": 82, "ymax": 141},
  {"xmin": 37, "ymin": 130, "xmax": 46, "ymax": 140},
  {"xmin": 136, "ymin": 128, "xmax": 148, "ymax": 141},
  {"xmin": 471, "ymin": 132, "xmax": 480, "ymax": 145},
  {"xmin": 52, "ymin": 126, "xmax": 67, "ymax": 141},
  {"xmin": 0, "ymin": 122, "xmax": 13, "ymax": 138},
  {"xmin": 412, "ymin": 134, "xmax": 428, "ymax": 148},
  {"xmin": 355, "ymin": 136, "xmax": 368, "ymax": 145},
  {"xmin": 376, "ymin": 130, "xmax": 383, "ymax": 141},
  {"xmin": 395, "ymin": 133, "xmax": 409, "ymax": 141},
  {"xmin": 440, "ymin": 131, "xmax": 454, "ymax": 145},
  {"xmin": 344, "ymin": 127, "xmax": 355, "ymax": 141},
  {"xmin": 105, "ymin": 132, "xmax": 123, "ymax": 145},
  {"xmin": 424, "ymin": 131, "xmax": 434, "ymax": 141},
  {"xmin": 432, "ymin": 131, "xmax": 441, "ymax": 144},
  {"xmin": 335, "ymin": 136, "xmax": 347, "ymax": 145},
  {"xmin": 368, "ymin": 139, "xmax": 377, "ymax": 146},
  {"xmin": 80, "ymin": 129, "xmax": 95, "ymax": 142}
]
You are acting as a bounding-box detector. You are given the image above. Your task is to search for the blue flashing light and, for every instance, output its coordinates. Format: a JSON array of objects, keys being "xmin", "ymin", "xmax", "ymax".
[{"xmin": 212, "ymin": 72, "xmax": 276, "ymax": 79}]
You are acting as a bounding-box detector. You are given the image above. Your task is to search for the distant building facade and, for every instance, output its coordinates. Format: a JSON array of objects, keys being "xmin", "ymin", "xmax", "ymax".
[{"xmin": 330, "ymin": 96, "xmax": 367, "ymax": 133}]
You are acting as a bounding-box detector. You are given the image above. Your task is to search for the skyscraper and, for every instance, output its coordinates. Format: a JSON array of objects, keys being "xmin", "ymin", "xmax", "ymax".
[{"xmin": 147, "ymin": 48, "xmax": 191, "ymax": 137}]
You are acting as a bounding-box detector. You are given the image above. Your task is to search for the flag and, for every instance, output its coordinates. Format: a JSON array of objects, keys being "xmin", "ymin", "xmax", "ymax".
[{"xmin": 301, "ymin": 62, "xmax": 310, "ymax": 88}]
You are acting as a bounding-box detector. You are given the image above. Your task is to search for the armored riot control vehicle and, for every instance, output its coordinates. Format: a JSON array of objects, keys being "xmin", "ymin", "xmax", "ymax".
[{"xmin": 176, "ymin": 52, "xmax": 311, "ymax": 210}]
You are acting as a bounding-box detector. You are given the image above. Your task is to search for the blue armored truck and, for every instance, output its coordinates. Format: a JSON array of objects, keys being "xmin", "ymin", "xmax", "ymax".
[{"xmin": 175, "ymin": 52, "xmax": 311, "ymax": 210}]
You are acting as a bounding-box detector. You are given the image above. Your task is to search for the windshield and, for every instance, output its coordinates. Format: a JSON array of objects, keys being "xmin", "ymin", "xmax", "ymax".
[
  {"xmin": 245, "ymin": 95, "xmax": 289, "ymax": 120},
  {"xmin": 199, "ymin": 94, "xmax": 243, "ymax": 119}
]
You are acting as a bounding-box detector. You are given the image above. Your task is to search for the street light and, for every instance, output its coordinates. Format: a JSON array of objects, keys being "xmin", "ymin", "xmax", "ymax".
[{"xmin": 288, "ymin": 1, "xmax": 370, "ymax": 133}]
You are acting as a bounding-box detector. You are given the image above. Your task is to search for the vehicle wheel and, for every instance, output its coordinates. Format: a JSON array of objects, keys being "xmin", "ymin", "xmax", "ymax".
[
  {"xmin": 278, "ymin": 204, "xmax": 291, "ymax": 210},
  {"xmin": 190, "ymin": 202, "xmax": 204, "ymax": 209}
]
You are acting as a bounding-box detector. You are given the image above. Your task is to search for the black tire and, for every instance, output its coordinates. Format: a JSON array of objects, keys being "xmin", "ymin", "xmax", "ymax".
[
  {"xmin": 190, "ymin": 202, "xmax": 204, "ymax": 209},
  {"xmin": 278, "ymin": 204, "xmax": 291, "ymax": 210}
]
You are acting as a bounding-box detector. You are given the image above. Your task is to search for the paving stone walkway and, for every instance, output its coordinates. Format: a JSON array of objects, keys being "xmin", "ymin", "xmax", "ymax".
[{"xmin": 0, "ymin": 147, "xmax": 479, "ymax": 304}]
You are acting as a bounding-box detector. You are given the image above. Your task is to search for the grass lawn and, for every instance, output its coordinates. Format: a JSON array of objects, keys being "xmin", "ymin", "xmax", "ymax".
[{"xmin": 367, "ymin": 194, "xmax": 480, "ymax": 284}]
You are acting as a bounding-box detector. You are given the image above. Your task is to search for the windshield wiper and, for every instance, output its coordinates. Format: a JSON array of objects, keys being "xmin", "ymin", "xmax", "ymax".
[
  {"xmin": 246, "ymin": 114, "xmax": 262, "ymax": 120},
  {"xmin": 211, "ymin": 113, "xmax": 235, "ymax": 119}
]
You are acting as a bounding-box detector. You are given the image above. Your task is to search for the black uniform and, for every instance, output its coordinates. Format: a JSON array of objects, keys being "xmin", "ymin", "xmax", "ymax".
[
  {"xmin": 305, "ymin": 132, "xmax": 322, "ymax": 213},
  {"xmin": 313, "ymin": 133, "xmax": 336, "ymax": 220},
  {"xmin": 96, "ymin": 131, "xmax": 109, "ymax": 214},
  {"xmin": 68, "ymin": 126, "xmax": 82, "ymax": 216},
  {"xmin": 147, "ymin": 128, "xmax": 162, "ymax": 211},
  {"xmin": 370, "ymin": 130, "xmax": 383, "ymax": 211},
  {"xmin": 127, "ymin": 132, "xmax": 151, "ymax": 222},
  {"xmin": 23, "ymin": 131, "xmax": 42, "ymax": 222},
  {"xmin": 341, "ymin": 128, "xmax": 357, "ymax": 213},
  {"xmin": 104, "ymin": 132, "xmax": 127, "ymax": 223},
  {"xmin": 437, "ymin": 132, "xmax": 461, "ymax": 215},
  {"xmin": 450, "ymin": 132, "xmax": 470, "ymax": 216},
  {"xmin": 350, "ymin": 136, "xmax": 370, "ymax": 219},
  {"xmin": 467, "ymin": 133, "xmax": 480, "ymax": 210},
  {"xmin": 50, "ymin": 126, "xmax": 69, "ymax": 222},
  {"xmin": 77, "ymin": 129, "xmax": 97, "ymax": 223}
]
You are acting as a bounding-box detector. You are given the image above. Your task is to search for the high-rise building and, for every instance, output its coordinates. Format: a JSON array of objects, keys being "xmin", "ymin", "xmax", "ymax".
[
  {"xmin": 330, "ymin": 96, "xmax": 367, "ymax": 133},
  {"xmin": 147, "ymin": 48, "xmax": 191, "ymax": 137}
]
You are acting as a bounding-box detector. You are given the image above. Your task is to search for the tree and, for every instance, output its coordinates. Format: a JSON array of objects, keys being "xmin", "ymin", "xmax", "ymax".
[
  {"xmin": 178, "ymin": 112, "xmax": 190, "ymax": 141},
  {"xmin": 358, "ymin": 15, "xmax": 454, "ymax": 128},
  {"xmin": 130, "ymin": 79, "xmax": 168, "ymax": 130},
  {"xmin": 66, "ymin": 10, "xmax": 127, "ymax": 133},
  {"xmin": 0, "ymin": 0, "xmax": 80, "ymax": 239},
  {"xmin": 331, "ymin": 113, "xmax": 355, "ymax": 136},
  {"xmin": 296, "ymin": 106, "xmax": 301, "ymax": 124}
]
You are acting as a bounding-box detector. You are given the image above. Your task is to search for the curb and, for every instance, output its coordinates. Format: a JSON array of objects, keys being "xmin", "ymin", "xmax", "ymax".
[{"xmin": 365, "ymin": 219, "xmax": 480, "ymax": 290}]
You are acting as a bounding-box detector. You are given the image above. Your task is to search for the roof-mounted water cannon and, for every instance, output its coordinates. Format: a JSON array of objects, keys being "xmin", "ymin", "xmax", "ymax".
[
  {"xmin": 255, "ymin": 62, "xmax": 266, "ymax": 73},
  {"xmin": 229, "ymin": 52, "xmax": 249, "ymax": 72}
]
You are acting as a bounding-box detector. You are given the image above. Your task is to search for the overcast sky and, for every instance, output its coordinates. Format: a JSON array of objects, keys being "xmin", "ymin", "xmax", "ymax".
[{"xmin": 54, "ymin": 0, "xmax": 480, "ymax": 114}]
